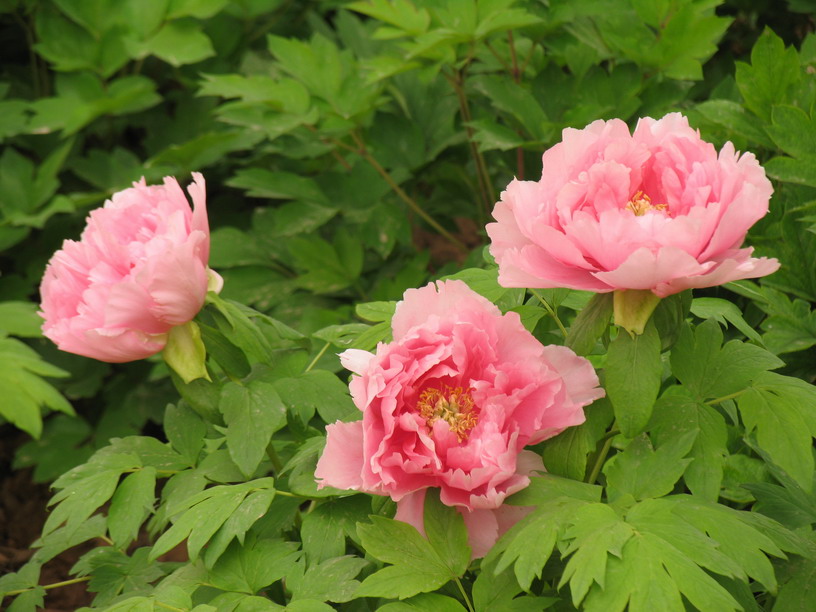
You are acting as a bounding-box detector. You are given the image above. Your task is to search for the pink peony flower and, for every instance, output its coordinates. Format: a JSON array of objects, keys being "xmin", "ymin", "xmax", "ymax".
[
  {"xmin": 316, "ymin": 280, "xmax": 603, "ymax": 557},
  {"xmin": 487, "ymin": 113, "xmax": 779, "ymax": 298},
  {"xmin": 40, "ymin": 173, "xmax": 221, "ymax": 363}
]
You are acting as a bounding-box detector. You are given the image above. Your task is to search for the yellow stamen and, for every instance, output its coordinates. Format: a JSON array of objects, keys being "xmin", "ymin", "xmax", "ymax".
[
  {"xmin": 625, "ymin": 191, "xmax": 668, "ymax": 216},
  {"xmin": 416, "ymin": 385, "xmax": 478, "ymax": 442}
]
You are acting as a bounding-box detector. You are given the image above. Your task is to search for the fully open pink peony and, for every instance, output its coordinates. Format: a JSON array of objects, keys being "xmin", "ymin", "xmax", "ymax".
[
  {"xmin": 40, "ymin": 173, "xmax": 221, "ymax": 363},
  {"xmin": 487, "ymin": 113, "xmax": 779, "ymax": 297},
  {"xmin": 316, "ymin": 280, "xmax": 603, "ymax": 557}
]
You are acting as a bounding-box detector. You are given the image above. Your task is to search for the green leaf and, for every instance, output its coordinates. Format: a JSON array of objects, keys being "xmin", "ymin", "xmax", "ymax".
[
  {"xmin": 489, "ymin": 499, "xmax": 586, "ymax": 592},
  {"xmin": 738, "ymin": 372, "xmax": 816, "ymax": 492},
  {"xmin": 164, "ymin": 403, "xmax": 206, "ymax": 466},
  {"xmin": 767, "ymin": 104, "xmax": 816, "ymax": 158},
  {"xmin": 347, "ymin": 0, "xmax": 431, "ymax": 36},
  {"xmin": 0, "ymin": 302, "xmax": 43, "ymax": 337},
  {"xmin": 207, "ymin": 536, "xmax": 298, "ymax": 594},
  {"xmin": 33, "ymin": 514, "xmax": 107, "ymax": 564},
  {"xmin": 133, "ymin": 19, "xmax": 215, "ymax": 66},
  {"xmin": 108, "ymin": 467, "xmax": 157, "ymax": 549},
  {"xmin": 205, "ymin": 488, "xmax": 278, "ymax": 567},
  {"xmin": 693, "ymin": 99, "xmax": 775, "ymax": 149},
  {"xmin": 650, "ymin": 387, "xmax": 727, "ymax": 501},
  {"xmin": 220, "ymin": 381, "xmax": 287, "ymax": 478},
  {"xmin": 274, "ymin": 370, "xmax": 357, "ymax": 425},
  {"xmin": 690, "ymin": 297, "xmax": 763, "ymax": 344},
  {"xmin": 44, "ymin": 452, "xmax": 140, "ymax": 536},
  {"xmin": 605, "ymin": 320, "xmax": 662, "ymax": 437},
  {"xmin": 603, "ymin": 431, "xmax": 696, "ymax": 502},
  {"xmin": 300, "ymin": 506, "xmax": 347, "ymax": 566},
  {"xmin": 735, "ymin": 29, "xmax": 801, "ymax": 121},
  {"xmin": 356, "ymin": 516, "xmax": 454, "ymax": 599},
  {"xmin": 75, "ymin": 547, "xmax": 166, "ymax": 608},
  {"xmin": 288, "ymin": 556, "xmax": 368, "ymax": 603},
  {"xmin": 355, "ymin": 300, "xmax": 396, "ymax": 323},
  {"xmin": 565, "ymin": 293, "xmax": 613, "ymax": 356},
  {"xmin": 423, "ymin": 490, "xmax": 470, "ymax": 576},
  {"xmin": 300, "ymin": 497, "xmax": 369, "ymax": 566},
  {"xmin": 558, "ymin": 503, "xmax": 635, "ymax": 606},
  {"xmin": 149, "ymin": 478, "xmax": 275, "ymax": 561},
  {"xmin": 0, "ymin": 335, "xmax": 72, "ymax": 438},
  {"xmin": 540, "ymin": 398, "xmax": 614, "ymax": 481},
  {"xmin": 377, "ymin": 593, "xmax": 467, "ymax": 612},
  {"xmin": 671, "ymin": 320, "xmax": 783, "ymax": 400}
]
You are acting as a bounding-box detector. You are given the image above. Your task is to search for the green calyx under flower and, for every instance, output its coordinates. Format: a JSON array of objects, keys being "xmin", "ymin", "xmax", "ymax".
[
  {"xmin": 613, "ymin": 289, "xmax": 662, "ymax": 336},
  {"xmin": 163, "ymin": 320, "xmax": 210, "ymax": 384}
]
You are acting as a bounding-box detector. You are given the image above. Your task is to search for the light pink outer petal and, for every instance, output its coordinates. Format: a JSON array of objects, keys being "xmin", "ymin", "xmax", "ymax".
[
  {"xmin": 142, "ymin": 233, "xmax": 210, "ymax": 325},
  {"xmin": 391, "ymin": 279, "xmax": 500, "ymax": 340},
  {"xmin": 315, "ymin": 421, "xmax": 366, "ymax": 491},
  {"xmin": 46, "ymin": 327, "xmax": 167, "ymax": 363},
  {"xmin": 187, "ymin": 172, "xmax": 211, "ymax": 262},
  {"xmin": 591, "ymin": 246, "xmax": 710, "ymax": 296},
  {"xmin": 658, "ymin": 251, "xmax": 780, "ymax": 296},
  {"xmin": 395, "ymin": 489, "xmax": 428, "ymax": 537},
  {"xmin": 541, "ymin": 345, "xmax": 605, "ymax": 407}
]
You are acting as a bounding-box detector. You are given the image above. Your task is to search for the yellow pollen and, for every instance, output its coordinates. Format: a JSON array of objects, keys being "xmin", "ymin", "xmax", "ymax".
[
  {"xmin": 416, "ymin": 385, "xmax": 478, "ymax": 442},
  {"xmin": 625, "ymin": 191, "xmax": 668, "ymax": 216}
]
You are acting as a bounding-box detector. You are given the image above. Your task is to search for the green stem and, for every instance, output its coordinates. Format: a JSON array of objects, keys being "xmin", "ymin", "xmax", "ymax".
[
  {"xmin": 4, "ymin": 576, "xmax": 90, "ymax": 597},
  {"xmin": 529, "ymin": 289, "xmax": 568, "ymax": 337},
  {"xmin": 586, "ymin": 435, "xmax": 614, "ymax": 485},
  {"xmin": 304, "ymin": 341, "xmax": 331, "ymax": 373},
  {"xmin": 349, "ymin": 131, "xmax": 468, "ymax": 254},
  {"xmin": 454, "ymin": 576, "xmax": 476, "ymax": 612},
  {"xmin": 265, "ymin": 442, "xmax": 284, "ymax": 474},
  {"xmin": 705, "ymin": 390, "xmax": 746, "ymax": 406},
  {"xmin": 156, "ymin": 602, "xmax": 186, "ymax": 612},
  {"xmin": 448, "ymin": 69, "xmax": 494, "ymax": 224}
]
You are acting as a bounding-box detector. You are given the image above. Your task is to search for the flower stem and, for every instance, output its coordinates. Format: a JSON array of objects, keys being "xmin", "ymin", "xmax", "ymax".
[
  {"xmin": 349, "ymin": 132, "xmax": 468, "ymax": 254},
  {"xmin": 4, "ymin": 576, "xmax": 90, "ymax": 597},
  {"xmin": 448, "ymin": 69, "xmax": 494, "ymax": 224},
  {"xmin": 304, "ymin": 341, "xmax": 331, "ymax": 373},
  {"xmin": 265, "ymin": 442, "xmax": 284, "ymax": 474},
  {"xmin": 529, "ymin": 289, "xmax": 568, "ymax": 337},
  {"xmin": 454, "ymin": 576, "xmax": 476, "ymax": 612},
  {"xmin": 586, "ymin": 435, "xmax": 614, "ymax": 485}
]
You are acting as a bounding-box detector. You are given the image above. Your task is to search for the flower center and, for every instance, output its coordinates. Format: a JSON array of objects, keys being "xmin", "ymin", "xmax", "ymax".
[
  {"xmin": 625, "ymin": 191, "xmax": 668, "ymax": 216},
  {"xmin": 416, "ymin": 385, "xmax": 478, "ymax": 442}
]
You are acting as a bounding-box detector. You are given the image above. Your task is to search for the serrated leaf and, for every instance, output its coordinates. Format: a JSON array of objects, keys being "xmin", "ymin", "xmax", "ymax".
[
  {"xmin": 208, "ymin": 537, "xmax": 299, "ymax": 594},
  {"xmin": 204, "ymin": 488, "xmax": 277, "ymax": 567},
  {"xmin": 690, "ymin": 297, "xmax": 763, "ymax": 344},
  {"xmin": 108, "ymin": 468, "xmax": 157, "ymax": 549},
  {"xmin": 650, "ymin": 387, "xmax": 727, "ymax": 501},
  {"xmin": 220, "ymin": 381, "xmax": 286, "ymax": 478},
  {"xmin": 356, "ymin": 515, "xmax": 454, "ymax": 599},
  {"xmin": 671, "ymin": 320, "xmax": 783, "ymax": 401},
  {"xmin": 274, "ymin": 370, "xmax": 356, "ymax": 425},
  {"xmin": 738, "ymin": 372, "xmax": 816, "ymax": 492},
  {"xmin": 289, "ymin": 556, "xmax": 368, "ymax": 603},
  {"xmin": 150, "ymin": 478, "xmax": 274, "ymax": 562},
  {"xmin": 604, "ymin": 431, "xmax": 696, "ymax": 502}
]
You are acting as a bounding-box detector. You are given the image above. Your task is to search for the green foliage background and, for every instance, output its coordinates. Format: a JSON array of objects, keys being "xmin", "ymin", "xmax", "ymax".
[{"xmin": 1, "ymin": 0, "xmax": 816, "ymax": 610}]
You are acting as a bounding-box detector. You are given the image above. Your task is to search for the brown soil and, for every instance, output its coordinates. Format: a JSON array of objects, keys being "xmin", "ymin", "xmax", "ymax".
[{"xmin": 0, "ymin": 427, "xmax": 94, "ymax": 611}]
